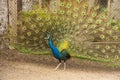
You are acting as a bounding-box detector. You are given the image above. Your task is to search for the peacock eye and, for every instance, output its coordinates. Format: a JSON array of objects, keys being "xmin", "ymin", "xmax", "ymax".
[
  {"xmin": 89, "ymin": 50, "xmax": 93, "ymax": 53},
  {"xmin": 100, "ymin": 34, "xmax": 105, "ymax": 39},
  {"xmin": 92, "ymin": 25, "xmax": 97, "ymax": 29},
  {"xmin": 60, "ymin": 17, "xmax": 64, "ymax": 21},
  {"xmin": 59, "ymin": 10, "xmax": 65, "ymax": 15},
  {"xmin": 81, "ymin": 11, "xmax": 86, "ymax": 16},
  {"xmin": 78, "ymin": 19, "xmax": 83, "ymax": 23},
  {"xmin": 72, "ymin": 21, "xmax": 76, "ymax": 26},
  {"xmin": 94, "ymin": 5, "xmax": 100, "ymax": 10},
  {"xmin": 101, "ymin": 49, "xmax": 106, "ymax": 53},
  {"xmin": 59, "ymin": 2, "xmax": 65, "ymax": 7},
  {"xmin": 27, "ymin": 32, "xmax": 32, "ymax": 36},
  {"xmin": 73, "ymin": 13, "xmax": 78, "ymax": 18},
  {"xmin": 106, "ymin": 30, "xmax": 112, "ymax": 35},
  {"xmin": 115, "ymin": 55, "xmax": 119, "ymax": 59},
  {"xmin": 37, "ymin": 17, "xmax": 42, "ymax": 21},
  {"xmin": 82, "ymin": 24, "xmax": 88, "ymax": 28},
  {"xmin": 100, "ymin": 14, "xmax": 106, "ymax": 19},
  {"xmin": 91, "ymin": 13, "xmax": 97, "ymax": 17},
  {"xmin": 111, "ymin": 49, "xmax": 115, "ymax": 53},
  {"xmin": 48, "ymin": 22, "xmax": 52, "ymax": 25},
  {"xmin": 96, "ymin": 19, "xmax": 102, "ymax": 24},
  {"xmin": 55, "ymin": 22, "xmax": 60, "ymax": 26},
  {"xmin": 113, "ymin": 36, "xmax": 118, "ymax": 40},
  {"xmin": 43, "ymin": 9, "xmax": 48, "ymax": 13},
  {"xmin": 46, "ymin": 17, "xmax": 50, "ymax": 21},
  {"xmin": 66, "ymin": 3, "xmax": 72, "ymax": 8},
  {"xmin": 67, "ymin": 10, "xmax": 72, "ymax": 15},
  {"xmin": 77, "ymin": 0, "xmax": 82, "ymax": 3},
  {"xmin": 52, "ymin": 1, "xmax": 57, "ymax": 6},
  {"xmin": 99, "ymin": 27, "xmax": 105, "ymax": 32},
  {"xmin": 53, "ymin": 16, "xmax": 58, "ymax": 20},
  {"xmin": 31, "ymin": 24, "xmax": 36, "ymax": 28},
  {"xmin": 106, "ymin": 37, "xmax": 110, "ymax": 41},
  {"xmin": 83, "ymin": 4, "xmax": 88, "ymax": 9},
  {"xmin": 53, "ymin": 10, "xmax": 57, "ymax": 14},
  {"xmin": 73, "ymin": 7, "xmax": 79, "ymax": 12},
  {"xmin": 66, "ymin": 18, "xmax": 70, "ymax": 21},
  {"xmin": 96, "ymin": 45, "xmax": 100, "ymax": 49},
  {"xmin": 93, "ymin": 30, "xmax": 97, "ymax": 34},
  {"xmin": 39, "ymin": 23, "xmax": 44, "ymax": 26},
  {"xmin": 105, "ymin": 55, "xmax": 109, "ymax": 58},
  {"xmin": 105, "ymin": 45, "xmax": 110, "ymax": 50},
  {"xmin": 87, "ymin": 18, "xmax": 93, "ymax": 23},
  {"xmin": 22, "ymin": 26, "xmax": 27, "ymax": 31},
  {"xmin": 35, "ymin": 30, "xmax": 39, "ymax": 33}
]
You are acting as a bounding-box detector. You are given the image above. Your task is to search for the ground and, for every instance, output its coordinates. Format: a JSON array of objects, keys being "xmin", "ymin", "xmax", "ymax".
[{"xmin": 0, "ymin": 50, "xmax": 120, "ymax": 80}]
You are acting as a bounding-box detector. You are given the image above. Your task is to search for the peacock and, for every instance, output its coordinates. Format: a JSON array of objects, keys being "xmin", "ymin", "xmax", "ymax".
[
  {"xmin": 16, "ymin": 0, "xmax": 120, "ymax": 67},
  {"xmin": 45, "ymin": 34, "xmax": 71, "ymax": 70}
]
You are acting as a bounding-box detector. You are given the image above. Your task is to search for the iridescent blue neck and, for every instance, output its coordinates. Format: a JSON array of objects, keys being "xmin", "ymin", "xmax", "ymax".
[
  {"xmin": 48, "ymin": 38, "xmax": 55, "ymax": 49},
  {"xmin": 47, "ymin": 38, "xmax": 62, "ymax": 59}
]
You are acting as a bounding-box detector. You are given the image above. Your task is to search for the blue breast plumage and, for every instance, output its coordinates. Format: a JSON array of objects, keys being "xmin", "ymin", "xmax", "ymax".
[{"xmin": 48, "ymin": 38, "xmax": 70, "ymax": 61}]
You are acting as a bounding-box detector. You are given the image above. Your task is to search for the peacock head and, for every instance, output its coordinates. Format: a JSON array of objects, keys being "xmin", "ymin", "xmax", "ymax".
[{"xmin": 44, "ymin": 34, "xmax": 51, "ymax": 40}]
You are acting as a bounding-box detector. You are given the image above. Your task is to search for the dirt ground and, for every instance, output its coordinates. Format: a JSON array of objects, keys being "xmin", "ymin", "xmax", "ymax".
[{"xmin": 0, "ymin": 50, "xmax": 120, "ymax": 80}]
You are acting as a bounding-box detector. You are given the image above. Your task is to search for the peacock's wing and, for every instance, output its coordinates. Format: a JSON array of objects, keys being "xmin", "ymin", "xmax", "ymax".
[{"xmin": 60, "ymin": 49, "xmax": 71, "ymax": 61}]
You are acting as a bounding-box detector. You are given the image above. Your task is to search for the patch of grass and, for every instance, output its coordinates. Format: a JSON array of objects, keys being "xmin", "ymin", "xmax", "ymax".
[{"xmin": 110, "ymin": 63, "xmax": 120, "ymax": 67}]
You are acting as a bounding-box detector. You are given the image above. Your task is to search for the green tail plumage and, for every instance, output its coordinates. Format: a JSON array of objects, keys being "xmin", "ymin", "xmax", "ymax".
[{"xmin": 14, "ymin": 0, "xmax": 120, "ymax": 60}]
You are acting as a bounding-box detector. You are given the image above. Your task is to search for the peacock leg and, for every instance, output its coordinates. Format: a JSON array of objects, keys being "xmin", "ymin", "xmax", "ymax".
[
  {"xmin": 54, "ymin": 63, "xmax": 61, "ymax": 70},
  {"xmin": 64, "ymin": 62, "xmax": 66, "ymax": 70}
]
